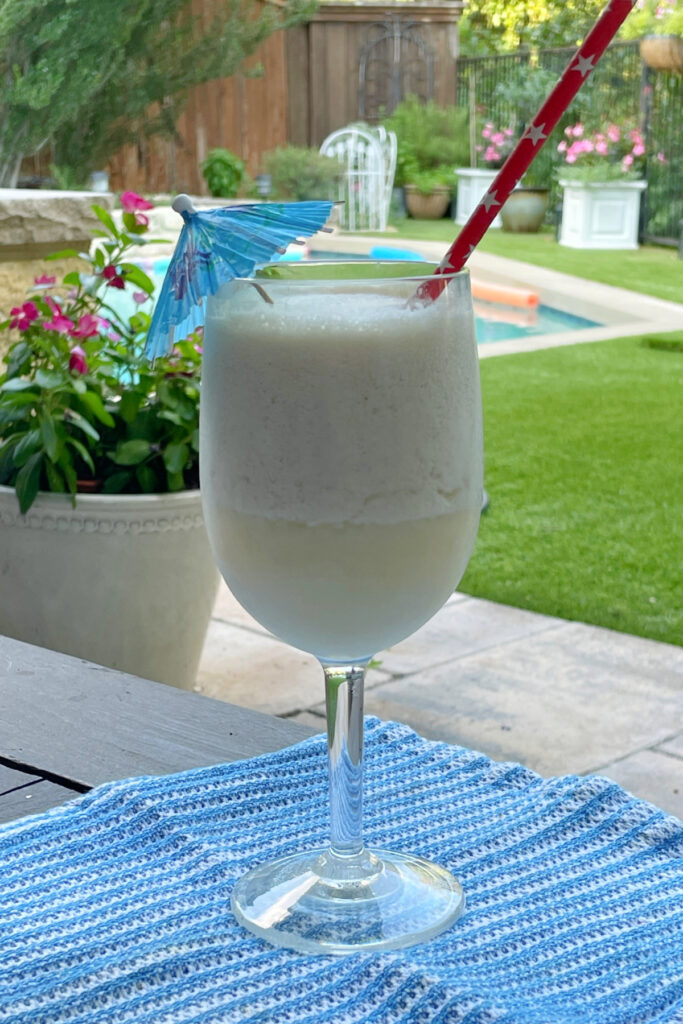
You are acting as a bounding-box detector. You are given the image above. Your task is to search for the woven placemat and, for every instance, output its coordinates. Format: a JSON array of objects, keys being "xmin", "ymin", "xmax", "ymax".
[{"xmin": 0, "ymin": 718, "xmax": 681, "ymax": 1023}]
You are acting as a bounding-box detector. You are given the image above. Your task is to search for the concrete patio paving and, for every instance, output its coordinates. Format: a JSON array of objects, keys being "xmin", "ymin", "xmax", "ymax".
[{"xmin": 197, "ymin": 580, "xmax": 683, "ymax": 820}]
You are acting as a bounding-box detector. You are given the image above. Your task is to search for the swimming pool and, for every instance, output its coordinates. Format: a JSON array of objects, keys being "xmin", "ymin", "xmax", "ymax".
[
  {"xmin": 474, "ymin": 301, "xmax": 599, "ymax": 343},
  {"xmin": 130, "ymin": 252, "xmax": 600, "ymax": 345}
]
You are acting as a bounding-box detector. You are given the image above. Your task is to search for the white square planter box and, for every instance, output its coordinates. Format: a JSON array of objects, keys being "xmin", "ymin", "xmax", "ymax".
[
  {"xmin": 559, "ymin": 179, "xmax": 647, "ymax": 250},
  {"xmin": 455, "ymin": 168, "xmax": 502, "ymax": 229}
]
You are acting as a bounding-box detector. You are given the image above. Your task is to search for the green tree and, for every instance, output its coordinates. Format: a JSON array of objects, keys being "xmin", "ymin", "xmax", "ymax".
[
  {"xmin": 0, "ymin": 0, "xmax": 316, "ymax": 187},
  {"xmin": 459, "ymin": 0, "xmax": 621, "ymax": 54}
]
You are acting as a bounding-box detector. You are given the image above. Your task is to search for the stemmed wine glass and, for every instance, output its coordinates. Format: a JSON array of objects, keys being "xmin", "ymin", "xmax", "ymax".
[{"xmin": 199, "ymin": 261, "xmax": 483, "ymax": 954}]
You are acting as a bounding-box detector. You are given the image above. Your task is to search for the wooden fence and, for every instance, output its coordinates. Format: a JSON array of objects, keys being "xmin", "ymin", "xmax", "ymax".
[{"xmin": 108, "ymin": 0, "xmax": 464, "ymax": 195}]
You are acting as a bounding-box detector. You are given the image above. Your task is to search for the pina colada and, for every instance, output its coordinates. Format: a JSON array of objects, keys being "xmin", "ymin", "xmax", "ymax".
[{"xmin": 201, "ymin": 270, "xmax": 483, "ymax": 662}]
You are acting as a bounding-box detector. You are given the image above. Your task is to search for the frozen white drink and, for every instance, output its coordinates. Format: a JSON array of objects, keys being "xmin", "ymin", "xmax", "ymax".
[{"xmin": 201, "ymin": 266, "xmax": 483, "ymax": 662}]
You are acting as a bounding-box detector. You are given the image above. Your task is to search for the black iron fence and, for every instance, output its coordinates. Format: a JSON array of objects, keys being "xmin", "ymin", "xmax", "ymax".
[{"xmin": 456, "ymin": 41, "xmax": 682, "ymax": 246}]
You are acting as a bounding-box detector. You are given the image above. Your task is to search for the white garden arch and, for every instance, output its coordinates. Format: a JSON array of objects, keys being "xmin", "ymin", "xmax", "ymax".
[{"xmin": 320, "ymin": 124, "xmax": 397, "ymax": 232}]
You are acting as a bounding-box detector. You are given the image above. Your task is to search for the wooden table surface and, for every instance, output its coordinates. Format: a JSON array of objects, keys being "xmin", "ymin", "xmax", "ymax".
[{"xmin": 0, "ymin": 634, "xmax": 315, "ymax": 826}]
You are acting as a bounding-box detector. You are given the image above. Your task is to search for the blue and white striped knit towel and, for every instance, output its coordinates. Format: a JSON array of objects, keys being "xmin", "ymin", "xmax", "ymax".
[{"xmin": 0, "ymin": 718, "xmax": 681, "ymax": 1024}]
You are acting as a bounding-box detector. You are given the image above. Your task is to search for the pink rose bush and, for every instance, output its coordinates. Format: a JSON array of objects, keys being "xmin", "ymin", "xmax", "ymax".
[
  {"xmin": 0, "ymin": 192, "xmax": 202, "ymax": 513},
  {"xmin": 558, "ymin": 122, "xmax": 653, "ymax": 181}
]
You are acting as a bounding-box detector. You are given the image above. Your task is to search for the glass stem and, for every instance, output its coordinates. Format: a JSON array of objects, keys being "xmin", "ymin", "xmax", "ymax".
[{"xmin": 322, "ymin": 661, "xmax": 368, "ymax": 858}]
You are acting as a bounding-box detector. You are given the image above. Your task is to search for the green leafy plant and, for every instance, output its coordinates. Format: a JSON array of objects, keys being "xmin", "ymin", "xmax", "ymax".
[
  {"xmin": 404, "ymin": 166, "xmax": 456, "ymax": 196},
  {"xmin": 621, "ymin": 0, "xmax": 683, "ymax": 39},
  {"xmin": 264, "ymin": 146, "xmax": 343, "ymax": 201},
  {"xmin": 384, "ymin": 97, "xmax": 470, "ymax": 190},
  {"xmin": 201, "ymin": 148, "xmax": 245, "ymax": 198},
  {"xmin": 0, "ymin": 191, "xmax": 201, "ymax": 513}
]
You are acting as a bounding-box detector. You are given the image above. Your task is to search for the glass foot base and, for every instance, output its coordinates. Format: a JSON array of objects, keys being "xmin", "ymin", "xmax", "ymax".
[{"xmin": 231, "ymin": 847, "xmax": 465, "ymax": 955}]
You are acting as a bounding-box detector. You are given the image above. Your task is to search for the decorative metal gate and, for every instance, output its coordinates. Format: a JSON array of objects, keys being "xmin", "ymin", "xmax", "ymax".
[{"xmin": 359, "ymin": 17, "xmax": 435, "ymax": 122}]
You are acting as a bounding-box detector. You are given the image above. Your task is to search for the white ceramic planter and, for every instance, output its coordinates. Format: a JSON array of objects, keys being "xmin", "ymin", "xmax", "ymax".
[
  {"xmin": 0, "ymin": 487, "xmax": 220, "ymax": 690},
  {"xmin": 454, "ymin": 168, "xmax": 502, "ymax": 229},
  {"xmin": 559, "ymin": 179, "xmax": 647, "ymax": 250}
]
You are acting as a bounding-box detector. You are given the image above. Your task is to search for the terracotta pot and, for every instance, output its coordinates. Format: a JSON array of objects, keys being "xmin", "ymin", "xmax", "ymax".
[
  {"xmin": 404, "ymin": 186, "xmax": 451, "ymax": 220},
  {"xmin": 0, "ymin": 487, "xmax": 220, "ymax": 690},
  {"xmin": 500, "ymin": 189, "xmax": 550, "ymax": 233},
  {"xmin": 639, "ymin": 34, "xmax": 683, "ymax": 71}
]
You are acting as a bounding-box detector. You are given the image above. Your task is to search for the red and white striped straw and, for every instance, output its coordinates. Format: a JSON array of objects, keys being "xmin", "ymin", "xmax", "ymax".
[{"xmin": 417, "ymin": 0, "xmax": 637, "ymax": 303}]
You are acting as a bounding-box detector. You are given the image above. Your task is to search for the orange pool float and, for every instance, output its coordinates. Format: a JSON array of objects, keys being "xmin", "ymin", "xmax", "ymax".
[{"xmin": 471, "ymin": 277, "xmax": 540, "ymax": 309}]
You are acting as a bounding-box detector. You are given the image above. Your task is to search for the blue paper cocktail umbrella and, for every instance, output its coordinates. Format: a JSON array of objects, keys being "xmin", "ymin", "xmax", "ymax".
[{"xmin": 145, "ymin": 195, "xmax": 335, "ymax": 359}]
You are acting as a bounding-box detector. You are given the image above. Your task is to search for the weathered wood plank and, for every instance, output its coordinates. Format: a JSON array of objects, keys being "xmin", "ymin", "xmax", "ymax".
[
  {"xmin": 0, "ymin": 635, "xmax": 315, "ymax": 792},
  {"xmin": 0, "ymin": 780, "xmax": 84, "ymax": 825}
]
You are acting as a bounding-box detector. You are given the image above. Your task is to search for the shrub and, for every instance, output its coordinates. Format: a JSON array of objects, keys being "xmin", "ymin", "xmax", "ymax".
[
  {"xmin": 264, "ymin": 146, "xmax": 343, "ymax": 201},
  {"xmin": 384, "ymin": 97, "xmax": 470, "ymax": 188},
  {"xmin": 201, "ymin": 148, "xmax": 245, "ymax": 198}
]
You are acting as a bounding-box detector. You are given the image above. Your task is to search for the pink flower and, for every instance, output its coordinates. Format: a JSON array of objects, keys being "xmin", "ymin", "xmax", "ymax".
[
  {"xmin": 133, "ymin": 291, "xmax": 149, "ymax": 305},
  {"xmin": 632, "ymin": 142, "xmax": 645, "ymax": 157},
  {"xmin": 45, "ymin": 313, "xmax": 75, "ymax": 335},
  {"xmin": 484, "ymin": 145, "xmax": 499, "ymax": 163},
  {"xmin": 481, "ymin": 123, "xmax": 493, "ymax": 140},
  {"xmin": 70, "ymin": 314, "xmax": 101, "ymax": 339},
  {"xmin": 622, "ymin": 154, "xmax": 634, "ymax": 170},
  {"xmin": 595, "ymin": 140, "xmax": 608, "ymax": 155},
  {"xmin": 133, "ymin": 212, "xmax": 149, "ymax": 228},
  {"xmin": 490, "ymin": 131, "xmax": 505, "ymax": 146},
  {"xmin": 503, "ymin": 127, "xmax": 514, "ymax": 137},
  {"xmin": 607, "ymin": 124, "xmax": 620, "ymax": 143},
  {"xmin": 566, "ymin": 153, "xmax": 577, "ymax": 164},
  {"xmin": 564, "ymin": 126, "xmax": 573, "ymax": 138},
  {"xmin": 9, "ymin": 301, "xmax": 39, "ymax": 331},
  {"xmin": 120, "ymin": 190, "xmax": 154, "ymax": 213},
  {"xmin": 581, "ymin": 139, "xmax": 594, "ymax": 153},
  {"xmin": 557, "ymin": 140, "xmax": 567, "ymax": 153},
  {"xmin": 68, "ymin": 346, "xmax": 88, "ymax": 375},
  {"xmin": 572, "ymin": 123, "xmax": 584, "ymax": 137},
  {"xmin": 657, "ymin": 151, "xmax": 667, "ymax": 164},
  {"xmin": 102, "ymin": 265, "xmax": 125, "ymax": 290},
  {"xmin": 33, "ymin": 274, "xmax": 56, "ymax": 287}
]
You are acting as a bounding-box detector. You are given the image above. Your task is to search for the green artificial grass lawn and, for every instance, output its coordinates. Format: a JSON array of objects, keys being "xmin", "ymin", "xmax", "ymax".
[
  {"xmin": 458, "ymin": 332, "xmax": 683, "ymax": 647},
  {"xmin": 383, "ymin": 220, "xmax": 683, "ymax": 306}
]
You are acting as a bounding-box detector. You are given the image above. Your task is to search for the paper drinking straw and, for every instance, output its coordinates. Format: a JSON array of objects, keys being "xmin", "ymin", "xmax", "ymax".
[{"xmin": 417, "ymin": 0, "xmax": 637, "ymax": 303}]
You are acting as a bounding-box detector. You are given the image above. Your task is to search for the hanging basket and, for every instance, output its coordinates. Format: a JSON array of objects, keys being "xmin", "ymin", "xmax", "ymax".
[{"xmin": 639, "ymin": 34, "xmax": 683, "ymax": 71}]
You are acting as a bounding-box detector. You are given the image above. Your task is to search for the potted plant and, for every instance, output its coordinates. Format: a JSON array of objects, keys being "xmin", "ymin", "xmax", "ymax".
[
  {"xmin": 402, "ymin": 165, "xmax": 456, "ymax": 220},
  {"xmin": 556, "ymin": 121, "xmax": 654, "ymax": 249},
  {"xmin": 621, "ymin": 0, "xmax": 683, "ymax": 70},
  {"xmin": 0, "ymin": 191, "xmax": 219, "ymax": 689},
  {"xmin": 454, "ymin": 120, "xmax": 514, "ymax": 228},
  {"xmin": 384, "ymin": 98, "xmax": 469, "ymax": 220},
  {"xmin": 492, "ymin": 67, "xmax": 559, "ymax": 233}
]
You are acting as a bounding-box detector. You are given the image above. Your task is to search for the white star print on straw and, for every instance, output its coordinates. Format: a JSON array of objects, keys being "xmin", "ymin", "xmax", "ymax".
[
  {"xmin": 573, "ymin": 53, "xmax": 596, "ymax": 76},
  {"xmin": 480, "ymin": 190, "xmax": 500, "ymax": 213},
  {"xmin": 524, "ymin": 122, "xmax": 548, "ymax": 145}
]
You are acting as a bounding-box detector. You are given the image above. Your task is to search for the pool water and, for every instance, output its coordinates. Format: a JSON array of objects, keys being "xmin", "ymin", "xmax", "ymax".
[
  {"xmin": 474, "ymin": 302, "xmax": 599, "ymax": 343},
  {"xmin": 131, "ymin": 253, "xmax": 600, "ymax": 346}
]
